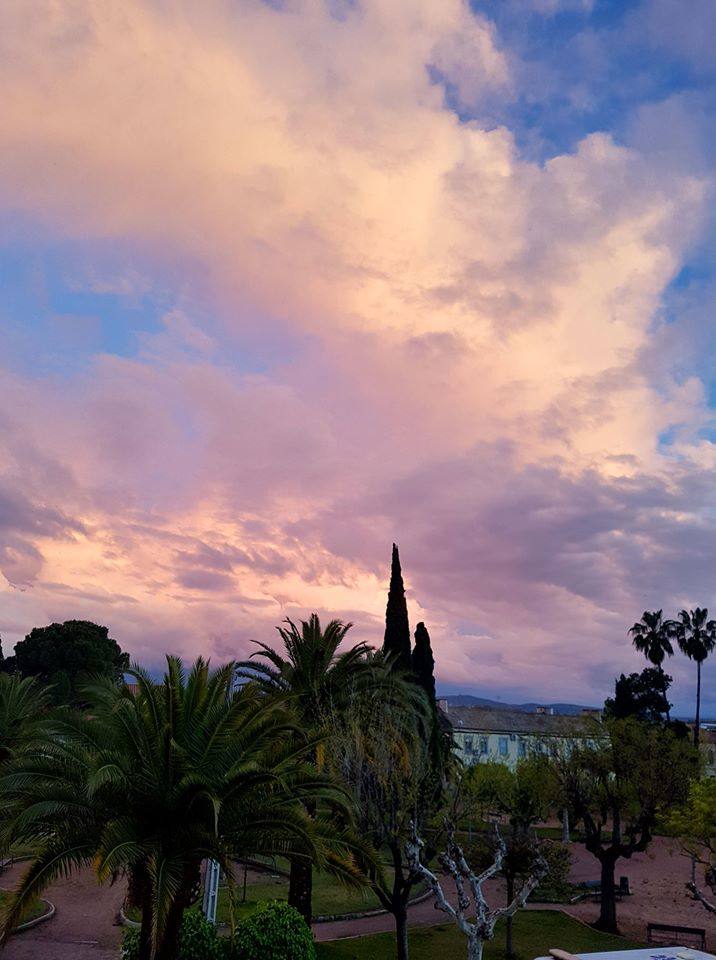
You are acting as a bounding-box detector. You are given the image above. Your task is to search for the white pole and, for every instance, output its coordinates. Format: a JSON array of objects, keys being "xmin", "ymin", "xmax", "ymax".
[
  {"xmin": 203, "ymin": 667, "xmax": 242, "ymax": 924},
  {"xmin": 202, "ymin": 858, "xmax": 220, "ymax": 924}
]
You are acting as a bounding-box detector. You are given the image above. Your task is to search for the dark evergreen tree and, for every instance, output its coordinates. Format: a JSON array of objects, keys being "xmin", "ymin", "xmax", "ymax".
[
  {"xmin": 603, "ymin": 668, "xmax": 672, "ymax": 724},
  {"xmin": 412, "ymin": 621, "xmax": 435, "ymax": 703},
  {"xmin": 13, "ymin": 620, "xmax": 129, "ymax": 706},
  {"xmin": 382, "ymin": 543, "xmax": 411, "ymax": 671}
]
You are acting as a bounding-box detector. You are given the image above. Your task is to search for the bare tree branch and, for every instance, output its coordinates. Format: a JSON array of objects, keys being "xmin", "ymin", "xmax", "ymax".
[
  {"xmin": 686, "ymin": 881, "xmax": 716, "ymax": 914},
  {"xmin": 407, "ymin": 821, "xmax": 547, "ymax": 960}
]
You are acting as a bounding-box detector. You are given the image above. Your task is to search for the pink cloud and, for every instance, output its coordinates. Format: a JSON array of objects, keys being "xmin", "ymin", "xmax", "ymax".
[{"xmin": 0, "ymin": 0, "xmax": 714, "ymax": 711}]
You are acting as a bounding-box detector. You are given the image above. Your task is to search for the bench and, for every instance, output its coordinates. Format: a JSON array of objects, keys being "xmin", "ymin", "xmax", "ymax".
[
  {"xmin": 647, "ymin": 921, "xmax": 706, "ymax": 949},
  {"xmin": 580, "ymin": 876, "xmax": 631, "ymax": 901}
]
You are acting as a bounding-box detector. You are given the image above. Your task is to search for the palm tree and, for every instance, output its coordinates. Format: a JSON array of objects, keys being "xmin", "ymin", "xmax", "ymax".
[
  {"xmin": 0, "ymin": 672, "xmax": 50, "ymax": 764},
  {"xmin": 0, "ymin": 657, "xmax": 359, "ymax": 960},
  {"xmin": 236, "ymin": 614, "xmax": 376, "ymax": 921},
  {"xmin": 629, "ymin": 610, "xmax": 674, "ymax": 719},
  {"xmin": 670, "ymin": 608, "xmax": 716, "ymax": 746}
]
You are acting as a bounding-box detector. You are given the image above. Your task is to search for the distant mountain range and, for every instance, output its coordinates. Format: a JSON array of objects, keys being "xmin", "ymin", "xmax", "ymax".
[
  {"xmin": 439, "ymin": 694, "xmax": 596, "ymax": 716},
  {"xmin": 440, "ymin": 693, "xmax": 716, "ymax": 724}
]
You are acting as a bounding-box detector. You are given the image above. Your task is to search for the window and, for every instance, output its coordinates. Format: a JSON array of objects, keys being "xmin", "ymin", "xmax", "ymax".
[
  {"xmin": 479, "ymin": 737, "xmax": 489, "ymax": 755},
  {"xmin": 498, "ymin": 737, "xmax": 509, "ymax": 757},
  {"xmin": 518, "ymin": 740, "xmax": 527, "ymax": 758},
  {"xmin": 464, "ymin": 736, "xmax": 473, "ymax": 754}
]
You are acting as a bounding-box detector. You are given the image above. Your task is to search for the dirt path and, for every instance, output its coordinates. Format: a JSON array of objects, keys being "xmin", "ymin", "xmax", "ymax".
[
  {"xmin": 560, "ymin": 837, "xmax": 716, "ymax": 948},
  {"xmin": 0, "ymin": 861, "xmax": 124, "ymax": 960},
  {"xmin": 314, "ymin": 837, "xmax": 716, "ymax": 948}
]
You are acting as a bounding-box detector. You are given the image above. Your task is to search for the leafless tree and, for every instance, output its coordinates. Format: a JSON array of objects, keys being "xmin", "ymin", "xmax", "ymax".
[
  {"xmin": 406, "ymin": 822, "xmax": 547, "ymax": 960},
  {"xmin": 687, "ymin": 855, "xmax": 716, "ymax": 914}
]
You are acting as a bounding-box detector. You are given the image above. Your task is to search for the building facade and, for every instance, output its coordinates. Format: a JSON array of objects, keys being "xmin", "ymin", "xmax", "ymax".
[{"xmin": 442, "ymin": 703, "xmax": 593, "ymax": 769}]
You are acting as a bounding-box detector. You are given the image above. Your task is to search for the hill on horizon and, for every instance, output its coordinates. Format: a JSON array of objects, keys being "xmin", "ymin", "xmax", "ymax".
[
  {"xmin": 440, "ymin": 694, "xmax": 716, "ymax": 723},
  {"xmin": 439, "ymin": 694, "xmax": 596, "ymax": 716}
]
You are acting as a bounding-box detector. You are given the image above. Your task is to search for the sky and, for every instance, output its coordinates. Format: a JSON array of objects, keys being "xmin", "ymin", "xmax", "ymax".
[{"xmin": 1, "ymin": 0, "xmax": 715, "ymax": 716}]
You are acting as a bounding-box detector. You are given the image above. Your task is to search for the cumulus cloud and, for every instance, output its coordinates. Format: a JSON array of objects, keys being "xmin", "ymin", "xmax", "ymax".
[{"xmin": 0, "ymin": 0, "xmax": 714, "ymax": 711}]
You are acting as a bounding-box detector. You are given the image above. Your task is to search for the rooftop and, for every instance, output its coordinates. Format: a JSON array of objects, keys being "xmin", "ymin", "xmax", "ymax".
[{"xmin": 447, "ymin": 705, "xmax": 591, "ymax": 737}]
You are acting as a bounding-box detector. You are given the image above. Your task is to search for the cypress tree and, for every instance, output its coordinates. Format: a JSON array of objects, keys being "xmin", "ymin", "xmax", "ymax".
[
  {"xmin": 382, "ymin": 543, "xmax": 411, "ymax": 671},
  {"xmin": 412, "ymin": 621, "xmax": 436, "ymax": 703}
]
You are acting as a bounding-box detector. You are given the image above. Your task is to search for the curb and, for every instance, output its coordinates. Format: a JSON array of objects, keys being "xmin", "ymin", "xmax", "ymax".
[
  {"xmin": 0, "ymin": 854, "xmax": 35, "ymax": 874},
  {"xmin": 313, "ymin": 888, "xmax": 433, "ymax": 924},
  {"xmin": 0, "ymin": 890, "xmax": 55, "ymax": 934},
  {"xmin": 119, "ymin": 905, "xmax": 141, "ymax": 929},
  {"xmin": 13, "ymin": 900, "xmax": 55, "ymax": 932},
  {"xmin": 234, "ymin": 858, "xmax": 290, "ymax": 879}
]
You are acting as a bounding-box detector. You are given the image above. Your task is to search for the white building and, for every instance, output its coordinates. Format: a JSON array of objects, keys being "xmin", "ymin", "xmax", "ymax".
[{"xmin": 442, "ymin": 703, "xmax": 594, "ymax": 769}]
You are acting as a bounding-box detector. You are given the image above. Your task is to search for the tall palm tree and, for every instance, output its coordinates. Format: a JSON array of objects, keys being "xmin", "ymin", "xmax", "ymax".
[
  {"xmin": 0, "ymin": 672, "xmax": 51, "ymax": 764},
  {"xmin": 0, "ymin": 656, "xmax": 359, "ymax": 960},
  {"xmin": 670, "ymin": 608, "xmax": 716, "ymax": 746},
  {"xmin": 236, "ymin": 614, "xmax": 376, "ymax": 921},
  {"xmin": 629, "ymin": 610, "xmax": 674, "ymax": 719}
]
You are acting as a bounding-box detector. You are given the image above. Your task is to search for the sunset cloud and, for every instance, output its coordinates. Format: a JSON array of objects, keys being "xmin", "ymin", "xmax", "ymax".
[{"xmin": 0, "ymin": 0, "xmax": 714, "ymax": 712}]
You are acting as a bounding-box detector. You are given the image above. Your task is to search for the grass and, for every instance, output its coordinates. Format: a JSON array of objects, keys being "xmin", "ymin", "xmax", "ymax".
[
  {"xmin": 216, "ymin": 865, "xmax": 426, "ymax": 923},
  {"xmin": 0, "ymin": 843, "xmax": 41, "ymax": 863},
  {"xmin": 0, "ymin": 890, "xmax": 49, "ymax": 926},
  {"xmin": 126, "ymin": 863, "xmax": 419, "ymax": 925},
  {"xmin": 315, "ymin": 910, "xmax": 644, "ymax": 960}
]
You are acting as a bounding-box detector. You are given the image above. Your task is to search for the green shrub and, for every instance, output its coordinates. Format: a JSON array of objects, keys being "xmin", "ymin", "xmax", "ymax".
[
  {"xmin": 121, "ymin": 927, "xmax": 140, "ymax": 960},
  {"xmin": 540, "ymin": 841, "xmax": 572, "ymax": 891},
  {"xmin": 121, "ymin": 911, "xmax": 221, "ymax": 960},
  {"xmin": 533, "ymin": 841, "xmax": 573, "ymax": 900},
  {"xmin": 179, "ymin": 911, "xmax": 222, "ymax": 960},
  {"xmin": 234, "ymin": 901, "xmax": 315, "ymax": 960}
]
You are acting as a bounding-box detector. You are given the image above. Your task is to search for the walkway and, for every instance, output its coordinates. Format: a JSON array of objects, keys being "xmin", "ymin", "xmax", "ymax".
[
  {"xmin": 1, "ymin": 861, "xmax": 123, "ymax": 960},
  {"xmin": 314, "ymin": 837, "xmax": 716, "ymax": 949}
]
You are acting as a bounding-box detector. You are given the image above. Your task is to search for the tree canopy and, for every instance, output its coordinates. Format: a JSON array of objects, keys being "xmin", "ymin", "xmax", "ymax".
[
  {"xmin": 10, "ymin": 620, "xmax": 129, "ymax": 706},
  {"xmin": 665, "ymin": 777, "xmax": 716, "ymax": 915},
  {"xmin": 603, "ymin": 667, "xmax": 672, "ymax": 724},
  {"xmin": 0, "ymin": 656, "xmax": 360, "ymax": 959},
  {"xmin": 553, "ymin": 716, "xmax": 697, "ymax": 932}
]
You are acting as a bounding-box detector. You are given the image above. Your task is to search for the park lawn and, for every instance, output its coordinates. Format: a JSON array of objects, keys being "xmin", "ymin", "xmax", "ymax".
[
  {"xmin": 126, "ymin": 868, "xmax": 395, "ymax": 925},
  {"xmin": 216, "ymin": 863, "xmax": 425, "ymax": 923},
  {"xmin": 315, "ymin": 911, "xmax": 644, "ymax": 960},
  {"xmin": 0, "ymin": 890, "xmax": 48, "ymax": 925}
]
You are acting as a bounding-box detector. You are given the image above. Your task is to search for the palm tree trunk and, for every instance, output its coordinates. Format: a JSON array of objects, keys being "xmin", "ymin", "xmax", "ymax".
[
  {"xmin": 156, "ymin": 900, "xmax": 185, "ymax": 960},
  {"xmin": 694, "ymin": 660, "xmax": 701, "ymax": 747},
  {"xmin": 659, "ymin": 666, "xmax": 671, "ymax": 721},
  {"xmin": 138, "ymin": 881, "xmax": 155, "ymax": 960},
  {"xmin": 288, "ymin": 795, "xmax": 315, "ymax": 921},
  {"xmin": 288, "ymin": 857, "xmax": 313, "ymax": 922}
]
